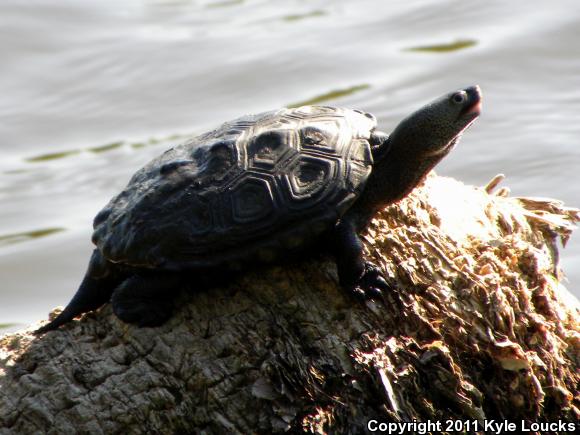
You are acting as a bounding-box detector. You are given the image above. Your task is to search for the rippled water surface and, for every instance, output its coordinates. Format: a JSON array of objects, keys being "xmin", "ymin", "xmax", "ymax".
[{"xmin": 1, "ymin": 0, "xmax": 579, "ymax": 330}]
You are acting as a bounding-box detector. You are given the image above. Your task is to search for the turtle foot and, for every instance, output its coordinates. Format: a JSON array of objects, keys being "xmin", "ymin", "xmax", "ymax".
[
  {"xmin": 111, "ymin": 274, "xmax": 178, "ymax": 328},
  {"xmin": 349, "ymin": 262, "xmax": 391, "ymax": 302},
  {"xmin": 112, "ymin": 297, "xmax": 173, "ymax": 328}
]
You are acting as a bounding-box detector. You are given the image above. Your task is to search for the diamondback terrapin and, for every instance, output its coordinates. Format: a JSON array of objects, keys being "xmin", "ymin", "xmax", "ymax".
[{"xmin": 36, "ymin": 85, "xmax": 482, "ymax": 333}]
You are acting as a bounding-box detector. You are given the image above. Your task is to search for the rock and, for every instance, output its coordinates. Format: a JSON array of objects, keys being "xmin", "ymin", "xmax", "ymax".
[{"xmin": 1, "ymin": 174, "xmax": 578, "ymax": 434}]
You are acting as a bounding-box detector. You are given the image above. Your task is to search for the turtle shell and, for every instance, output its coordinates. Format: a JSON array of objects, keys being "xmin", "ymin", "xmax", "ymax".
[{"xmin": 92, "ymin": 106, "xmax": 376, "ymax": 269}]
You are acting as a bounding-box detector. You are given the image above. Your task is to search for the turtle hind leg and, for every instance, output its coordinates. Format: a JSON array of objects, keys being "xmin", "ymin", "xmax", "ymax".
[
  {"xmin": 111, "ymin": 272, "xmax": 182, "ymax": 328},
  {"xmin": 35, "ymin": 250, "xmax": 119, "ymax": 334}
]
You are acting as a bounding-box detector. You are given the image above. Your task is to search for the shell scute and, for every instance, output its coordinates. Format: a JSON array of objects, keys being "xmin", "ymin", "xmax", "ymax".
[{"xmin": 93, "ymin": 106, "xmax": 376, "ymax": 269}]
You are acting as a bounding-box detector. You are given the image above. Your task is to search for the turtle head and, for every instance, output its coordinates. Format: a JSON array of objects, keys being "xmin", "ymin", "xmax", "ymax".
[
  {"xmin": 388, "ymin": 85, "xmax": 481, "ymax": 160},
  {"xmin": 357, "ymin": 86, "xmax": 482, "ymax": 215}
]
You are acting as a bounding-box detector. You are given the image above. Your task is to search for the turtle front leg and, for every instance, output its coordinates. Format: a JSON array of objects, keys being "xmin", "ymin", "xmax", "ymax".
[
  {"xmin": 333, "ymin": 217, "xmax": 390, "ymax": 300},
  {"xmin": 111, "ymin": 272, "xmax": 182, "ymax": 327}
]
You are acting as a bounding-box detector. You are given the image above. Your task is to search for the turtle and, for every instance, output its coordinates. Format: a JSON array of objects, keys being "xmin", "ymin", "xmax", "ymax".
[{"xmin": 36, "ymin": 85, "xmax": 482, "ymax": 334}]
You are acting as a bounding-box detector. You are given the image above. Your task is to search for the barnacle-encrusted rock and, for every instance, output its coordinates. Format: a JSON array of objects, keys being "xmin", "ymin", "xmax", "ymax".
[{"xmin": 1, "ymin": 174, "xmax": 578, "ymax": 434}]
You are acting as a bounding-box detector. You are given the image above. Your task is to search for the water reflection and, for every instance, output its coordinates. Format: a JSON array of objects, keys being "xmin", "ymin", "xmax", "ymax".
[
  {"xmin": 25, "ymin": 150, "xmax": 82, "ymax": 163},
  {"xmin": 405, "ymin": 39, "xmax": 478, "ymax": 53},
  {"xmin": 0, "ymin": 227, "xmax": 66, "ymax": 247},
  {"xmin": 0, "ymin": 0, "xmax": 578, "ymax": 328},
  {"xmin": 207, "ymin": 0, "xmax": 244, "ymax": 8},
  {"xmin": 283, "ymin": 10, "xmax": 326, "ymax": 22},
  {"xmin": 22, "ymin": 134, "xmax": 191, "ymax": 164},
  {"xmin": 288, "ymin": 84, "xmax": 370, "ymax": 108}
]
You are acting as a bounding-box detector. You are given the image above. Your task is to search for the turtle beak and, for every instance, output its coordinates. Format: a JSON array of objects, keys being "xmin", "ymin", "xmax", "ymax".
[{"xmin": 462, "ymin": 85, "xmax": 482, "ymax": 117}]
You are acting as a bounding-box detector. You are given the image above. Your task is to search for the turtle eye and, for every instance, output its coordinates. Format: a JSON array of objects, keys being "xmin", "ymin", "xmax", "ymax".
[{"xmin": 451, "ymin": 91, "xmax": 468, "ymax": 105}]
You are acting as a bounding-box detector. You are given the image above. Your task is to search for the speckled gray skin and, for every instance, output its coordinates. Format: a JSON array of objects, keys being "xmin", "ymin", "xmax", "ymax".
[{"xmin": 36, "ymin": 86, "xmax": 481, "ymax": 334}]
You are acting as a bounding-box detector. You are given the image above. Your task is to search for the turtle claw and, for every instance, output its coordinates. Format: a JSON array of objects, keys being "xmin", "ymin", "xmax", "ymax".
[{"xmin": 350, "ymin": 263, "xmax": 391, "ymax": 303}]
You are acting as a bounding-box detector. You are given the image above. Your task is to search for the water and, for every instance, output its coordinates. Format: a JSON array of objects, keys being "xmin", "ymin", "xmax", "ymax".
[{"xmin": 1, "ymin": 0, "xmax": 579, "ymax": 330}]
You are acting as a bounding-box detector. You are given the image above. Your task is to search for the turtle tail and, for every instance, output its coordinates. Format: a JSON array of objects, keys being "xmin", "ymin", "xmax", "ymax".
[{"xmin": 35, "ymin": 250, "xmax": 120, "ymax": 334}]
